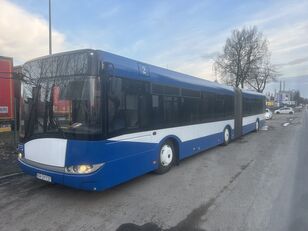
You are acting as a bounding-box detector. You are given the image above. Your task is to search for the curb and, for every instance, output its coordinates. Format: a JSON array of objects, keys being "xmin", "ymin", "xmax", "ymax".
[{"xmin": 0, "ymin": 172, "xmax": 23, "ymax": 180}]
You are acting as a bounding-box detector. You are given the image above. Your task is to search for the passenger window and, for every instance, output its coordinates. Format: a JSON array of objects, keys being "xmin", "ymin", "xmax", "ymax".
[
  {"xmin": 151, "ymin": 95, "xmax": 163, "ymax": 127},
  {"xmin": 108, "ymin": 78, "xmax": 126, "ymax": 133},
  {"xmin": 163, "ymin": 96, "xmax": 180, "ymax": 124},
  {"xmin": 108, "ymin": 77, "xmax": 150, "ymax": 135},
  {"xmin": 126, "ymin": 94, "xmax": 139, "ymax": 128},
  {"xmin": 139, "ymin": 95, "xmax": 151, "ymax": 128},
  {"xmin": 181, "ymin": 97, "xmax": 200, "ymax": 123}
]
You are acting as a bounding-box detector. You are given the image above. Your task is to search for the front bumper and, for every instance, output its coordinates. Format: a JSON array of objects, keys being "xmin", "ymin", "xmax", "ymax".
[{"xmin": 18, "ymin": 158, "xmax": 102, "ymax": 191}]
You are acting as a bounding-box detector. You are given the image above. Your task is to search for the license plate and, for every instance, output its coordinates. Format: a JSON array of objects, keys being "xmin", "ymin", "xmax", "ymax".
[{"xmin": 36, "ymin": 173, "xmax": 52, "ymax": 182}]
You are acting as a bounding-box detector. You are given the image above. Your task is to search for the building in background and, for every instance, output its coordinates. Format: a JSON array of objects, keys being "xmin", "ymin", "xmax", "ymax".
[
  {"xmin": 276, "ymin": 90, "xmax": 296, "ymax": 107},
  {"xmin": 265, "ymin": 80, "xmax": 301, "ymax": 108}
]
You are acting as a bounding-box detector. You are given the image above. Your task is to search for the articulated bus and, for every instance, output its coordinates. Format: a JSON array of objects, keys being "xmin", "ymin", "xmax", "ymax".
[{"xmin": 18, "ymin": 49, "xmax": 265, "ymax": 191}]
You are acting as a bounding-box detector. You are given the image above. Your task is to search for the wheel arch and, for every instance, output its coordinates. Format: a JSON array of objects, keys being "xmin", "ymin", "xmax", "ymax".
[
  {"xmin": 255, "ymin": 117, "xmax": 260, "ymax": 131},
  {"xmin": 224, "ymin": 124, "xmax": 233, "ymax": 140},
  {"xmin": 159, "ymin": 135, "xmax": 181, "ymax": 165}
]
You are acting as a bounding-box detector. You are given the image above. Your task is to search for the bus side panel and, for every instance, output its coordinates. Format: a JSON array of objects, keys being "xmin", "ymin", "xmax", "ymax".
[
  {"xmin": 88, "ymin": 148, "xmax": 157, "ymax": 190},
  {"xmin": 63, "ymin": 147, "xmax": 158, "ymax": 191},
  {"xmin": 64, "ymin": 118, "xmax": 235, "ymax": 190},
  {"xmin": 242, "ymin": 113, "xmax": 265, "ymax": 135},
  {"xmin": 180, "ymin": 131, "xmax": 224, "ymax": 159},
  {"xmin": 242, "ymin": 122, "xmax": 256, "ymax": 135},
  {"xmin": 65, "ymin": 139, "xmax": 159, "ymax": 190},
  {"xmin": 104, "ymin": 119, "xmax": 235, "ymax": 162},
  {"xmin": 166, "ymin": 119, "xmax": 234, "ymax": 159}
]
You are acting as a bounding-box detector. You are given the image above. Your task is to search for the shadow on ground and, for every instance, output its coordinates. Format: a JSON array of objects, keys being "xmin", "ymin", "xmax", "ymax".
[
  {"xmin": 116, "ymin": 203, "xmax": 209, "ymax": 231},
  {"xmin": 117, "ymin": 159, "xmax": 254, "ymax": 231}
]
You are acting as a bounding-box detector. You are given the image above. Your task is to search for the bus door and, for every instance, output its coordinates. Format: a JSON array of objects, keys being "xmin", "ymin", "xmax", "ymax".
[{"xmin": 234, "ymin": 87, "xmax": 242, "ymax": 139}]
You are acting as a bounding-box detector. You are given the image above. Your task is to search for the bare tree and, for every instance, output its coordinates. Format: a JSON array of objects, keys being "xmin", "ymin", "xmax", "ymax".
[
  {"xmin": 214, "ymin": 26, "xmax": 271, "ymax": 89},
  {"xmin": 245, "ymin": 55, "xmax": 278, "ymax": 92}
]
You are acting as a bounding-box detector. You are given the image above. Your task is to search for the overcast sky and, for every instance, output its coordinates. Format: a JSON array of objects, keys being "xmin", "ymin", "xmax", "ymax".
[{"xmin": 1, "ymin": 0, "xmax": 308, "ymax": 82}]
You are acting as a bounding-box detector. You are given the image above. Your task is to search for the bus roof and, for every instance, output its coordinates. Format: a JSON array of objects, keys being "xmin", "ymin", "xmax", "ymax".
[
  {"xmin": 22, "ymin": 49, "xmax": 265, "ymax": 97},
  {"xmin": 97, "ymin": 50, "xmax": 235, "ymax": 95},
  {"xmin": 242, "ymin": 89, "xmax": 265, "ymax": 98}
]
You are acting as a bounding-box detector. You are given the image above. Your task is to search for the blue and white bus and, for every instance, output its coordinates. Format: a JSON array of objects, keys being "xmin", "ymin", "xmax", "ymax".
[{"xmin": 18, "ymin": 49, "xmax": 265, "ymax": 191}]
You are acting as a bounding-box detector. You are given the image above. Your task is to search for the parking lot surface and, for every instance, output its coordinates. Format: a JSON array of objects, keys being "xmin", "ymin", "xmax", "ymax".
[{"xmin": 0, "ymin": 111, "xmax": 307, "ymax": 231}]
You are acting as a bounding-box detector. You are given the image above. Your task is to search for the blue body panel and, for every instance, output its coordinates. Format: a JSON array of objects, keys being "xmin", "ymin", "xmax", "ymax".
[
  {"xmin": 19, "ymin": 158, "xmax": 101, "ymax": 190},
  {"xmin": 242, "ymin": 119, "xmax": 265, "ymax": 135},
  {"xmin": 180, "ymin": 132, "xmax": 223, "ymax": 159},
  {"xmin": 65, "ymin": 139, "xmax": 157, "ymax": 166},
  {"xmin": 242, "ymin": 123, "xmax": 256, "ymax": 135},
  {"xmin": 19, "ymin": 144, "xmax": 158, "ymax": 191},
  {"xmin": 19, "ymin": 130, "xmax": 228, "ymax": 191}
]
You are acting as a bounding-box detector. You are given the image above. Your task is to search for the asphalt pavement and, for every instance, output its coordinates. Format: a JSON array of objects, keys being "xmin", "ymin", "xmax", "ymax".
[
  {"xmin": 0, "ymin": 132, "xmax": 20, "ymax": 176},
  {"xmin": 269, "ymin": 109, "xmax": 308, "ymax": 231},
  {"xmin": 288, "ymin": 110, "xmax": 308, "ymax": 230},
  {"xmin": 0, "ymin": 111, "xmax": 307, "ymax": 231}
]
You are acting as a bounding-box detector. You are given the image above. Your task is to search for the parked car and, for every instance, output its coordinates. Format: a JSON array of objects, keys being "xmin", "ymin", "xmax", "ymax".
[
  {"xmin": 265, "ymin": 108, "xmax": 273, "ymax": 119},
  {"xmin": 274, "ymin": 107, "xmax": 294, "ymax": 114},
  {"xmin": 294, "ymin": 105, "xmax": 303, "ymax": 112}
]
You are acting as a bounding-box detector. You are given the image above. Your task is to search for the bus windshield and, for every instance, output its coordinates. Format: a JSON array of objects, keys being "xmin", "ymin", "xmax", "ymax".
[{"xmin": 20, "ymin": 76, "xmax": 102, "ymax": 140}]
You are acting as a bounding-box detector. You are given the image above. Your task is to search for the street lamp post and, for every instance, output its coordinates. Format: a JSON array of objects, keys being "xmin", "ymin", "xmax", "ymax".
[{"xmin": 49, "ymin": 0, "xmax": 52, "ymax": 55}]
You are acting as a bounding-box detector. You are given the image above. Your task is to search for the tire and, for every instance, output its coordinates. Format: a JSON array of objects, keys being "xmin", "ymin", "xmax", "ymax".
[
  {"xmin": 155, "ymin": 141, "xmax": 175, "ymax": 174},
  {"xmin": 223, "ymin": 127, "xmax": 231, "ymax": 146},
  {"xmin": 255, "ymin": 120, "xmax": 260, "ymax": 132}
]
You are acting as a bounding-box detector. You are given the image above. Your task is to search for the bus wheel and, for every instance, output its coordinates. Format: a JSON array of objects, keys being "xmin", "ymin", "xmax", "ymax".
[
  {"xmin": 223, "ymin": 127, "xmax": 230, "ymax": 146},
  {"xmin": 155, "ymin": 141, "xmax": 174, "ymax": 174},
  {"xmin": 255, "ymin": 120, "xmax": 260, "ymax": 132}
]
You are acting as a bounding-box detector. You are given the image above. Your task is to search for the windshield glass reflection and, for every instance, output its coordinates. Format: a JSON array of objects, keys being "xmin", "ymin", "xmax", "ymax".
[{"xmin": 20, "ymin": 76, "xmax": 102, "ymax": 140}]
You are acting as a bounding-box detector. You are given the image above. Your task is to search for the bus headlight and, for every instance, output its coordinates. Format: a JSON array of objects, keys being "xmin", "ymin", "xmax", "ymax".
[
  {"xmin": 17, "ymin": 153, "xmax": 23, "ymax": 159},
  {"xmin": 65, "ymin": 163, "xmax": 104, "ymax": 174}
]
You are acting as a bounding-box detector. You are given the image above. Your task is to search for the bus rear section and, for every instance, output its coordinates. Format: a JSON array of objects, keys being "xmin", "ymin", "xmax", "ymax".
[{"xmin": 241, "ymin": 91, "xmax": 266, "ymax": 134}]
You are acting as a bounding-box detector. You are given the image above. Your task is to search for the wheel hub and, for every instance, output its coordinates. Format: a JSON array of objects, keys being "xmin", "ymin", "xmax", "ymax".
[
  {"xmin": 224, "ymin": 129, "xmax": 229, "ymax": 142},
  {"xmin": 160, "ymin": 145, "xmax": 173, "ymax": 166}
]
